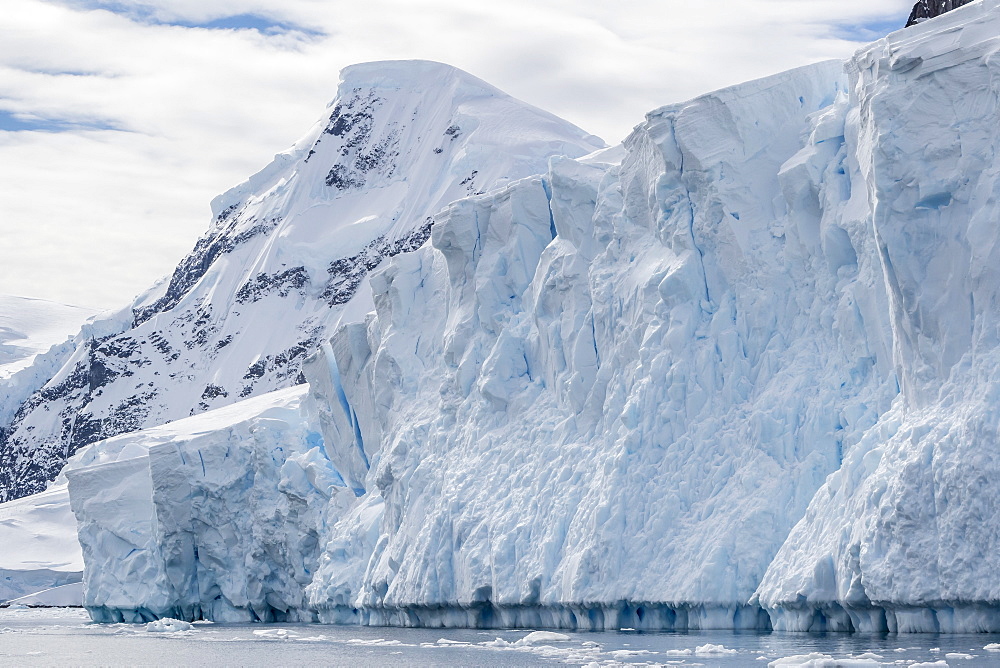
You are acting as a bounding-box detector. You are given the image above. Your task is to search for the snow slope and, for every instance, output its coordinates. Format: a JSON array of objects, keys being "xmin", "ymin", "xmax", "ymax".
[
  {"xmin": 0, "ymin": 295, "xmax": 98, "ymax": 428},
  {"xmin": 0, "ymin": 296, "xmax": 97, "ymax": 604},
  {"xmin": 0, "ymin": 295, "xmax": 96, "ymax": 379},
  {"xmin": 59, "ymin": 0, "xmax": 1000, "ymax": 632},
  {"xmin": 0, "ymin": 485, "xmax": 82, "ymax": 603},
  {"xmin": 0, "ymin": 61, "xmax": 603, "ymax": 503}
]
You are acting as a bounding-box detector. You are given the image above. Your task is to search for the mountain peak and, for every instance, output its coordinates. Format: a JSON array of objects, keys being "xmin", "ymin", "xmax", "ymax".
[
  {"xmin": 337, "ymin": 60, "xmax": 504, "ymax": 98},
  {"xmin": 0, "ymin": 60, "xmax": 605, "ymax": 503},
  {"xmin": 906, "ymin": 0, "xmax": 976, "ymax": 26}
]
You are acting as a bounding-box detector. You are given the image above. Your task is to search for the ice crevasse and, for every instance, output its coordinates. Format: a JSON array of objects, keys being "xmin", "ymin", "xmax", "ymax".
[{"xmin": 65, "ymin": 0, "xmax": 1000, "ymax": 631}]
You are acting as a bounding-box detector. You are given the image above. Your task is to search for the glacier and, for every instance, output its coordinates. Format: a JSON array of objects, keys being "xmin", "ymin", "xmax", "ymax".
[
  {"xmin": 755, "ymin": 0, "xmax": 1000, "ymax": 633},
  {"xmin": 14, "ymin": 0, "xmax": 1000, "ymax": 633}
]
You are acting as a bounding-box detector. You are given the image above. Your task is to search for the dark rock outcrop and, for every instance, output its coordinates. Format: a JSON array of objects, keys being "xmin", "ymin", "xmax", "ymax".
[{"xmin": 906, "ymin": 0, "xmax": 975, "ymax": 27}]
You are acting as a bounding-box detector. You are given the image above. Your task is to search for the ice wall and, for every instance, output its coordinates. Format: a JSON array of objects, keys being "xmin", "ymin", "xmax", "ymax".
[
  {"xmin": 305, "ymin": 3, "xmax": 1000, "ymax": 630},
  {"xmin": 66, "ymin": 386, "xmax": 351, "ymax": 623},
  {"xmin": 302, "ymin": 57, "xmax": 904, "ymax": 629},
  {"xmin": 755, "ymin": 0, "xmax": 1000, "ymax": 633}
]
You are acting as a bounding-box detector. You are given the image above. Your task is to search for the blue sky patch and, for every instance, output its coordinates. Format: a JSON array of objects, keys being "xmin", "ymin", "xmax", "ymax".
[
  {"xmin": 175, "ymin": 13, "xmax": 324, "ymax": 37},
  {"xmin": 0, "ymin": 109, "xmax": 121, "ymax": 133},
  {"xmin": 48, "ymin": 1, "xmax": 324, "ymax": 37},
  {"xmin": 833, "ymin": 17, "xmax": 908, "ymax": 42}
]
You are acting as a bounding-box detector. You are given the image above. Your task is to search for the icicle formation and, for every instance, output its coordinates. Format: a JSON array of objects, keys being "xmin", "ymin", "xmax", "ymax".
[{"xmin": 906, "ymin": 0, "xmax": 974, "ymax": 26}]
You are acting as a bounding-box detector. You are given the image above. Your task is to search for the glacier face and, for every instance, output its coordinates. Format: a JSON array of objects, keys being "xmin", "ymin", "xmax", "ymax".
[
  {"xmin": 0, "ymin": 61, "xmax": 603, "ymax": 503},
  {"xmin": 57, "ymin": 0, "xmax": 1000, "ymax": 632},
  {"xmin": 756, "ymin": 0, "xmax": 1000, "ymax": 633},
  {"xmin": 302, "ymin": 58, "xmax": 893, "ymax": 629},
  {"xmin": 65, "ymin": 386, "xmax": 351, "ymax": 623}
]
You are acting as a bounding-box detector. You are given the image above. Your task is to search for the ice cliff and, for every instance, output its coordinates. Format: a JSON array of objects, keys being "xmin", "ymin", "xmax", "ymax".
[
  {"xmin": 43, "ymin": 0, "xmax": 1000, "ymax": 632},
  {"xmin": 756, "ymin": 0, "xmax": 1000, "ymax": 633}
]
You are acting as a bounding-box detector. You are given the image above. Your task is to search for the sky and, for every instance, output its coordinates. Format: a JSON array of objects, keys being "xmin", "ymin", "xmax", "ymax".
[{"xmin": 1, "ymin": 0, "xmax": 915, "ymax": 311}]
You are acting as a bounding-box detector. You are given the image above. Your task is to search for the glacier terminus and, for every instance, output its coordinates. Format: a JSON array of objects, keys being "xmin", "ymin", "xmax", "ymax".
[{"xmin": 5, "ymin": 0, "xmax": 1000, "ymax": 639}]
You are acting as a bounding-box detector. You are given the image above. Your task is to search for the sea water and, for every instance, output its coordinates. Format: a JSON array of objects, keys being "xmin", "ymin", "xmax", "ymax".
[{"xmin": 3, "ymin": 607, "xmax": 1000, "ymax": 666}]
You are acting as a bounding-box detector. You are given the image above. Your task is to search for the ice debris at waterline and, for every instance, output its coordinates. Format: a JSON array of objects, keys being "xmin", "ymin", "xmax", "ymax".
[{"xmin": 37, "ymin": 0, "xmax": 1000, "ymax": 633}]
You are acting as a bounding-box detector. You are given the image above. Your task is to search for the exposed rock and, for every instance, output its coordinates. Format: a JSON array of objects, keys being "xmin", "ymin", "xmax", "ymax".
[{"xmin": 906, "ymin": 0, "xmax": 975, "ymax": 26}]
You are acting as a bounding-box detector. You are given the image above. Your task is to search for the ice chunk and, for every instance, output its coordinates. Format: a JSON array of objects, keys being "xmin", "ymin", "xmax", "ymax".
[
  {"xmin": 514, "ymin": 631, "xmax": 572, "ymax": 646},
  {"xmin": 696, "ymin": 643, "xmax": 738, "ymax": 656},
  {"xmin": 769, "ymin": 654, "xmax": 878, "ymax": 667},
  {"xmin": 67, "ymin": 386, "xmax": 355, "ymax": 623},
  {"xmin": 146, "ymin": 618, "xmax": 193, "ymax": 632}
]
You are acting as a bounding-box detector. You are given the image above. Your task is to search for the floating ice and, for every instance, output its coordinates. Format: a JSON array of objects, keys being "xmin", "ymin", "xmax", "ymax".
[
  {"xmin": 146, "ymin": 618, "xmax": 193, "ymax": 633},
  {"xmin": 696, "ymin": 643, "xmax": 738, "ymax": 656},
  {"xmin": 514, "ymin": 631, "xmax": 572, "ymax": 646},
  {"xmin": 254, "ymin": 629, "xmax": 298, "ymax": 640},
  {"xmin": 769, "ymin": 654, "xmax": 878, "ymax": 667}
]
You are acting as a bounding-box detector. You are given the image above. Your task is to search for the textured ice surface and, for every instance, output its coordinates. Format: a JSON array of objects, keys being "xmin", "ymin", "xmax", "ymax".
[
  {"xmin": 302, "ymin": 58, "xmax": 858, "ymax": 630},
  {"xmin": 754, "ymin": 0, "xmax": 1000, "ymax": 632},
  {"xmin": 59, "ymin": 0, "xmax": 1000, "ymax": 633},
  {"xmin": 67, "ymin": 386, "xmax": 356, "ymax": 623}
]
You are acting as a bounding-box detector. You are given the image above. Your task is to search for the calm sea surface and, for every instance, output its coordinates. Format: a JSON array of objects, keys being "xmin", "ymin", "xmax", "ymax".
[{"xmin": 4, "ymin": 607, "xmax": 1000, "ymax": 666}]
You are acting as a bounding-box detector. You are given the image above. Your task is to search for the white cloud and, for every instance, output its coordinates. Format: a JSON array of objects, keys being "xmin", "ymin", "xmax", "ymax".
[{"xmin": 0, "ymin": 0, "xmax": 913, "ymax": 308}]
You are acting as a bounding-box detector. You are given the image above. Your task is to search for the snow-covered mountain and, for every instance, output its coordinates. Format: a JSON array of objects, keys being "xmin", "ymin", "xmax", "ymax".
[
  {"xmin": 0, "ymin": 296, "xmax": 96, "ymax": 377},
  {"xmin": 0, "ymin": 296, "xmax": 98, "ymax": 427},
  {"xmin": 0, "ymin": 61, "xmax": 603, "ymax": 503},
  {"xmin": 12, "ymin": 0, "xmax": 1000, "ymax": 634}
]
